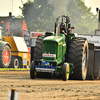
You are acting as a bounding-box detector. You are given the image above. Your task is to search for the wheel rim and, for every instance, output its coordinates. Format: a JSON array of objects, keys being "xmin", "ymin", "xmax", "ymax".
[
  {"xmin": 82, "ymin": 50, "xmax": 87, "ymax": 79},
  {"xmin": 66, "ymin": 64, "xmax": 70, "ymax": 80},
  {"xmin": 3, "ymin": 49, "xmax": 10, "ymax": 64},
  {"xmin": 14, "ymin": 59, "xmax": 19, "ymax": 68}
]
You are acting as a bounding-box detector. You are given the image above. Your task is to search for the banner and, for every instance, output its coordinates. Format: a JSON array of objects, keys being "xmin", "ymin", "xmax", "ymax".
[{"xmin": 21, "ymin": 20, "xmax": 30, "ymax": 47}]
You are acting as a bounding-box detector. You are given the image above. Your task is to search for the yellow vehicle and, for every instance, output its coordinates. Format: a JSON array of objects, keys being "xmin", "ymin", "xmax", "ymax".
[{"xmin": 2, "ymin": 36, "xmax": 29, "ymax": 68}]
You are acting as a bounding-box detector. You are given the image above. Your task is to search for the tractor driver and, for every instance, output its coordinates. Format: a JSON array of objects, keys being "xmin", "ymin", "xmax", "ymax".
[
  {"xmin": 62, "ymin": 29, "xmax": 67, "ymax": 44},
  {"xmin": 62, "ymin": 30, "xmax": 67, "ymax": 36},
  {"xmin": 60, "ymin": 22, "xmax": 67, "ymax": 36},
  {"xmin": 60, "ymin": 22, "xmax": 68, "ymax": 44}
]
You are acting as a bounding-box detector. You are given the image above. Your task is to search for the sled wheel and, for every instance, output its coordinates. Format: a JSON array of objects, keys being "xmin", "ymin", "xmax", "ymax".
[
  {"xmin": 19, "ymin": 57, "xmax": 23, "ymax": 68},
  {"xmin": 26, "ymin": 60, "xmax": 29, "ymax": 68},
  {"xmin": 13, "ymin": 57, "xmax": 19, "ymax": 68}
]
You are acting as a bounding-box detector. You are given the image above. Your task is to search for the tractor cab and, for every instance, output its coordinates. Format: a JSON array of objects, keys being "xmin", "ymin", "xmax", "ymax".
[
  {"xmin": 54, "ymin": 15, "xmax": 75, "ymax": 45},
  {"xmin": 54, "ymin": 15, "xmax": 71, "ymax": 36}
]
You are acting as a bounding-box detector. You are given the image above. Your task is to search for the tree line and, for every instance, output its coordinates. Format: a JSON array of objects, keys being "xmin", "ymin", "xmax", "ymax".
[{"xmin": 20, "ymin": 0, "xmax": 98, "ymax": 34}]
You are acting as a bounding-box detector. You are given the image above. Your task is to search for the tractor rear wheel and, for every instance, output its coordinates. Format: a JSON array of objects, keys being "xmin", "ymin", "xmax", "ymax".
[
  {"xmin": 30, "ymin": 61, "xmax": 36, "ymax": 79},
  {"xmin": 31, "ymin": 35, "xmax": 46, "ymax": 78},
  {"xmin": 34, "ymin": 35, "xmax": 46, "ymax": 60},
  {"xmin": 0, "ymin": 45, "xmax": 11, "ymax": 68},
  {"xmin": 67, "ymin": 37, "xmax": 89, "ymax": 80}
]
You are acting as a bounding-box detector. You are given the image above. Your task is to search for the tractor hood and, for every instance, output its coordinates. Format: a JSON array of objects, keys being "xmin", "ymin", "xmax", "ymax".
[
  {"xmin": 43, "ymin": 36, "xmax": 66, "ymax": 65},
  {"xmin": 43, "ymin": 36, "xmax": 64, "ymax": 44}
]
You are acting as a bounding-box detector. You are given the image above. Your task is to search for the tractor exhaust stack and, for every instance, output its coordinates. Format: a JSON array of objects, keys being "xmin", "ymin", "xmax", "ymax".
[{"xmin": 96, "ymin": 8, "xmax": 100, "ymax": 29}]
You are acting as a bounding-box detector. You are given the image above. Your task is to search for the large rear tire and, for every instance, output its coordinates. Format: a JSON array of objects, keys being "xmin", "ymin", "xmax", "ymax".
[
  {"xmin": 34, "ymin": 35, "xmax": 46, "ymax": 60},
  {"xmin": 0, "ymin": 45, "xmax": 11, "ymax": 68},
  {"xmin": 67, "ymin": 37, "xmax": 89, "ymax": 80},
  {"xmin": 30, "ymin": 35, "xmax": 46, "ymax": 78}
]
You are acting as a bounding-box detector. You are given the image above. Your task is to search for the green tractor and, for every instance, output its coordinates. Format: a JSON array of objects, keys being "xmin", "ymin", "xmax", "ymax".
[
  {"xmin": 30, "ymin": 15, "xmax": 89, "ymax": 81},
  {"xmin": 0, "ymin": 27, "xmax": 11, "ymax": 68}
]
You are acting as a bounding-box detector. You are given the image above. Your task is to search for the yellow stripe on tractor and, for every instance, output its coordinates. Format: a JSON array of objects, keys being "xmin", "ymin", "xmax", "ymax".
[{"xmin": 59, "ymin": 42, "xmax": 63, "ymax": 45}]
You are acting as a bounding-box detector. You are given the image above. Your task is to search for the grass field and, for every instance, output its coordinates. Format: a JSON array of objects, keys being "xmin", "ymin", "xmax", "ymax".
[{"xmin": 0, "ymin": 68, "xmax": 30, "ymax": 71}]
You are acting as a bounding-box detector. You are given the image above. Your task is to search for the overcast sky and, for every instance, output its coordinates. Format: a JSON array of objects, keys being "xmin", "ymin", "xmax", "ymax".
[
  {"xmin": 0, "ymin": 0, "xmax": 27, "ymax": 16},
  {"xmin": 85, "ymin": 0, "xmax": 100, "ymax": 14},
  {"xmin": 0, "ymin": 0, "xmax": 100, "ymax": 16}
]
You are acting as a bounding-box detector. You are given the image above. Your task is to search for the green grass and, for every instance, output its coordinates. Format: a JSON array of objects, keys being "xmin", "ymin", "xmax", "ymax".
[{"xmin": 0, "ymin": 68, "xmax": 30, "ymax": 71}]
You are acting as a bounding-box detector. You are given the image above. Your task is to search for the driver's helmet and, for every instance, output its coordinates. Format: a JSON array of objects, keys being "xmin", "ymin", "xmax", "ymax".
[{"xmin": 60, "ymin": 22, "xmax": 65, "ymax": 33}]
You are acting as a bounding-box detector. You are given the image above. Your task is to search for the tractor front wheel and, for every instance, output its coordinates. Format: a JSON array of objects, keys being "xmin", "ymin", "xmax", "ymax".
[
  {"xmin": 30, "ymin": 61, "xmax": 36, "ymax": 79},
  {"xmin": 62, "ymin": 63, "xmax": 70, "ymax": 81}
]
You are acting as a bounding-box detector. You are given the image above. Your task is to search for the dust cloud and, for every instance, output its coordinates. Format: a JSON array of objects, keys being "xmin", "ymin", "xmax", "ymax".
[{"xmin": 48, "ymin": 0, "xmax": 69, "ymax": 18}]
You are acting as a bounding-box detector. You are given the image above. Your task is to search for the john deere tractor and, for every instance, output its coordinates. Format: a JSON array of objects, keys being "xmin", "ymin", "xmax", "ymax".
[{"xmin": 30, "ymin": 15, "xmax": 89, "ymax": 81}]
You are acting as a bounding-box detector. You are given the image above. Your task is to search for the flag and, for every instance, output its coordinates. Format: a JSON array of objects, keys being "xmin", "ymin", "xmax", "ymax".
[
  {"xmin": 21, "ymin": 20, "xmax": 30, "ymax": 47},
  {"xmin": 21, "ymin": 20, "xmax": 31, "ymax": 66},
  {"xmin": 6, "ymin": 19, "xmax": 10, "ymax": 36}
]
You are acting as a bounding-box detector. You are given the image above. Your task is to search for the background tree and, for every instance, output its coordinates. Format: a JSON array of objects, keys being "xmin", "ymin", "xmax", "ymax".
[
  {"xmin": 67, "ymin": 0, "xmax": 98, "ymax": 34},
  {"xmin": 20, "ymin": 0, "xmax": 98, "ymax": 34},
  {"xmin": 20, "ymin": 0, "xmax": 55, "ymax": 32}
]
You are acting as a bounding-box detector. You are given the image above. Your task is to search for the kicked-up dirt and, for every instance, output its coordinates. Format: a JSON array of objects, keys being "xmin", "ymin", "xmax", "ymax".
[{"xmin": 0, "ymin": 70, "xmax": 100, "ymax": 100}]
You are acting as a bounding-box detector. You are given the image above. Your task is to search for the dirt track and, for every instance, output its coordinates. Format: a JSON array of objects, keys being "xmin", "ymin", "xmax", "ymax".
[{"xmin": 0, "ymin": 71, "xmax": 100, "ymax": 100}]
